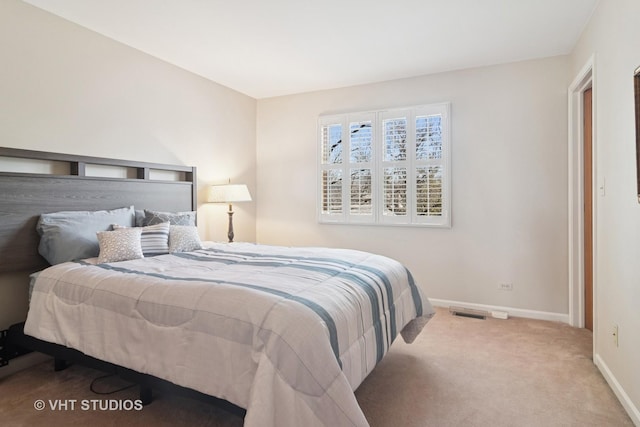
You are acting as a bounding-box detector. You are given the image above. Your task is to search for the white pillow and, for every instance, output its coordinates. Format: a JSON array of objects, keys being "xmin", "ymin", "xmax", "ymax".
[
  {"xmin": 169, "ymin": 225, "xmax": 202, "ymax": 253},
  {"xmin": 97, "ymin": 228, "xmax": 143, "ymax": 263}
]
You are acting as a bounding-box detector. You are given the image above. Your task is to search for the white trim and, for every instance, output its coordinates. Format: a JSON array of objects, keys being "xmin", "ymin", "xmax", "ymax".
[
  {"xmin": 594, "ymin": 354, "xmax": 640, "ymax": 425},
  {"xmin": 567, "ymin": 55, "xmax": 596, "ymax": 332},
  {"xmin": 429, "ymin": 298, "xmax": 570, "ymax": 323}
]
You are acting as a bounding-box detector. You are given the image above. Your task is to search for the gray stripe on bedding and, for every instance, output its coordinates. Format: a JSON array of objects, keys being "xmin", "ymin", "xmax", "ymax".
[
  {"xmin": 175, "ymin": 249, "xmax": 397, "ymax": 360},
  {"xmin": 338, "ymin": 272, "xmax": 386, "ymax": 362},
  {"xmin": 87, "ymin": 246, "xmax": 418, "ymax": 370},
  {"xmin": 194, "ymin": 247, "xmax": 359, "ymax": 269},
  {"xmin": 352, "ymin": 265, "xmax": 396, "ymax": 345},
  {"xmin": 91, "ymin": 262, "xmax": 343, "ymax": 367}
]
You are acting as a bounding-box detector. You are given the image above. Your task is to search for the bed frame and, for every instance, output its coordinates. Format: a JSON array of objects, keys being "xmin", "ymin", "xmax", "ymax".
[{"xmin": 0, "ymin": 147, "xmax": 245, "ymax": 417}]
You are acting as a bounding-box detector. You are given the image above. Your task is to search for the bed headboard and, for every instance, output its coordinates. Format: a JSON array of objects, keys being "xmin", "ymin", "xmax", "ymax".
[{"xmin": 0, "ymin": 147, "xmax": 197, "ymax": 273}]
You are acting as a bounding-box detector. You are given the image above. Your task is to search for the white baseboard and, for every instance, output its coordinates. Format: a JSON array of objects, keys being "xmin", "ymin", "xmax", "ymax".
[
  {"xmin": 0, "ymin": 352, "xmax": 51, "ymax": 380},
  {"xmin": 595, "ymin": 354, "xmax": 640, "ymax": 426},
  {"xmin": 429, "ymin": 298, "xmax": 570, "ymax": 323}
]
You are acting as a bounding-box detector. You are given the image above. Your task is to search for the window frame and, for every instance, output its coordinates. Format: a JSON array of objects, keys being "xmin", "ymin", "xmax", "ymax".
[{"xmin": 318, "ymin": 103, "xmax": 451, "ymax": 228}]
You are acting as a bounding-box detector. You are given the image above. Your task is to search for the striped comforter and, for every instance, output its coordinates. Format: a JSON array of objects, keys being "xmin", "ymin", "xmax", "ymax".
[{"xmin": 25, "ymin": 243, "xmax": 434, "ymax": 427}]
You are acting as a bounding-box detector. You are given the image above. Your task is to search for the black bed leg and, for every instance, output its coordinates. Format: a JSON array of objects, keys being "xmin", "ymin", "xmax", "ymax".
[
  {"xmin": 140, "ymin": 386, "xmax": 153, "ymax": 405},
  {"xmin": 53, "ymin": 357, "xmax": 68, "ymax": 371}
]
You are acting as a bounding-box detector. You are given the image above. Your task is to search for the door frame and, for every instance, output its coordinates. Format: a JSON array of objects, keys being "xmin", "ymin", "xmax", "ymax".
[{"xmin": 568, "ymin": 56, "xmax": 596, "ymax": 339}]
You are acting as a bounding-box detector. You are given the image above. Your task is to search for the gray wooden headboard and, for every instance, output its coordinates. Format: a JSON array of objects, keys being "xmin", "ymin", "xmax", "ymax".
[{"xmin": 0, "ymin": 147, "xmax": 197, "ymax": 273}]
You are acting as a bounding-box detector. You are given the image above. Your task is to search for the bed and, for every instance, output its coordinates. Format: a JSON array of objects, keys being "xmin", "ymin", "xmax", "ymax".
[{"xmin": 0, "ymin": 147, "xmax": 434, "ymax": 427}]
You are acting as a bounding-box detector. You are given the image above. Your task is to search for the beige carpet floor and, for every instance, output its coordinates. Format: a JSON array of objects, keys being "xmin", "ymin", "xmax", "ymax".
[{"xmin": 0, "ymin": 307, "xmax": 633, "ymax": 427}]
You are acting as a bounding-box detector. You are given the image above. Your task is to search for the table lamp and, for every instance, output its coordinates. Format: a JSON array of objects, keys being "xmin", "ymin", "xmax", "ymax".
[{"xmin": 209, "ymin": 183, "xmax": 252, "ymax": 242}]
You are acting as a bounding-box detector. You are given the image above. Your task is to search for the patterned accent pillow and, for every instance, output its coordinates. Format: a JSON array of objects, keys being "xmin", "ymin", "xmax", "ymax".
[
  {"xmin": 169, "ymin": 225, "xmax": 202, "ymax": 253},
  {"xmin": 96, "ymin": 228, "xmax": 143, "ymax": 263},
  {"xmin": 113, "ymin": 222, "xmax": 170, "ymax": 256},
  {"xmin": 143, "ymin": 209, "xmax": 196, "ymax": 226}
]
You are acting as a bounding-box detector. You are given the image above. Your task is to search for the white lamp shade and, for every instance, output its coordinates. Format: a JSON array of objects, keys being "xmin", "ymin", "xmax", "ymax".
[{"xmin": 208, "ymin": 184, "xmax": 252, "ymax": 203}]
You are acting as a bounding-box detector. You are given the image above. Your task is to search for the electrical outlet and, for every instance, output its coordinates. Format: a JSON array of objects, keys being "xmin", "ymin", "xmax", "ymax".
[
  {"xmin": 499, "ymin": 283, "xmax": 513, "ymax": 291},
  {"xmin": 599, "ymin": 177, "xmax": 606, "ymax": 196},
  {"xmin": 613, "ymin": 324, "xmax": 619, "ymax": 347}
]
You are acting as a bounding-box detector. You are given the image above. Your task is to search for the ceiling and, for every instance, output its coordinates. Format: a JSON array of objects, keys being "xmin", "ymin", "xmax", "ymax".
[{"xmin": 23, "ymin": 0, "xmax": 598, "ymax": 99}]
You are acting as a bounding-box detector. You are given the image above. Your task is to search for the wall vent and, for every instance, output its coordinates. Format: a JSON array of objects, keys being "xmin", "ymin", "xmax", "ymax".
[{"xmin": 449, "ymin": 306, "xmax": 488, "ymax": 320}]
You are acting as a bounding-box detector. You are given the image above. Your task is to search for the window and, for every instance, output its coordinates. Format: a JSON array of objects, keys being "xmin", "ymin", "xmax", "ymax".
[{"xmin": 319, "ymin": 103, "xmax": 450, "ymax": 227}]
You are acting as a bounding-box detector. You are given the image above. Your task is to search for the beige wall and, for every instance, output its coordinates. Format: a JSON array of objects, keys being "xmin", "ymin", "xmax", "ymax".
[
  {"xmin": 570, "ymin": 0, "xmax": 640, "ymax": 421},
  {"xmin": 256, "ymin": 56, "xmax": 569, "ymax": 317},
  {"xmin": 0, "ymin": 0, "xmax": 257, "ymax": 330}
]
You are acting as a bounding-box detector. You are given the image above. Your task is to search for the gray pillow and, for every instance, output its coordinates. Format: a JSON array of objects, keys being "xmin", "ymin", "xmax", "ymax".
[
  {"xmin": 134, "ymin": 209, "xmax": 146, "ymax": 227},
  {"xmin": 37, "ymin": 206, "xmax": 135, "ymax": 265},
  {"xmin": 143, "ymin": 209, "xmax": 196, "ymax": 226}
]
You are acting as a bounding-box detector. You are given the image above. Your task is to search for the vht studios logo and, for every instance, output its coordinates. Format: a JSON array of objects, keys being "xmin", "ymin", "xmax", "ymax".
[{"xmin": 34, "ymin": 399, "xmax": 143, "ymax": 411}]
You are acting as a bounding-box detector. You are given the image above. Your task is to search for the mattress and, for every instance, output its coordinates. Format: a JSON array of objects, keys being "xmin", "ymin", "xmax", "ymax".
[{"xmin": 24, "ymin": 243, "xmax": 434, "ymax": 427}]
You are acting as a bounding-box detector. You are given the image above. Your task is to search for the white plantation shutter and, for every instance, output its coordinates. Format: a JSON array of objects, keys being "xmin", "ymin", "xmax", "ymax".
[
  {"xmin": 383, "ymin": 118, "xmax": 407, "ymax": 162},
  {"xmin": 319, "ymin": 103, "xmax": 450, "ymax": 227},
  {"xmin": 380, "ymin": 111, "xmax": 410, "ymax": 224},
  {"xmin": 322, "ymin": 169, "xmax": 343, "ymax": 214},
  {"xmin": 350, "ymin": 168, "xmax": 372, "ymax": 215},
  {"xmin": 383, "ymin": 167, "xmax": 407, "ymax": 216},
  {"xmin": 348, "ymin": 116, "xmax": 374, "ymax": 221},
  {"xmin": 412, "ymin": 105, "xmax": 449, "ymax": 224},
  {"xmin": 416, "ymin": 165, "xmax": 443, "ymax": 216},
  {"xmin": 319, "ymin": 117, "xmax": 345, "ymax": 221},
  {"xmin": 349, "ymin": 121, "xmax": 373, "ymax": 163}
]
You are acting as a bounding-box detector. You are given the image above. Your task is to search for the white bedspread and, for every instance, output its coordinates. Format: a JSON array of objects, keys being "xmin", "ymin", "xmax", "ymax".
[{"xmin": 25, "ymin": 243, "xmax": 434, "ymax": 426}]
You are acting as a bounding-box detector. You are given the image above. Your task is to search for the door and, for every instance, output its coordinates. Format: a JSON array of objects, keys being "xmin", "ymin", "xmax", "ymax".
[{"xmin": 583, "ymin": 88, "xmax": 593, "ymax": 331}]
